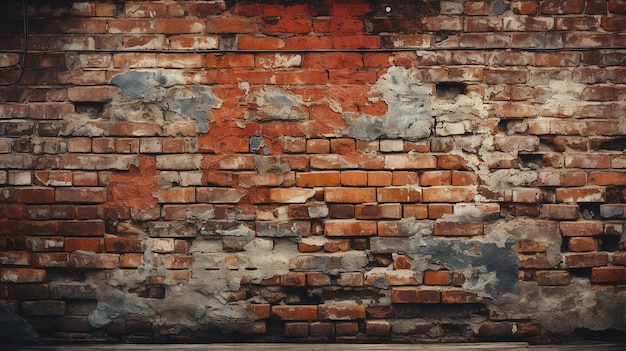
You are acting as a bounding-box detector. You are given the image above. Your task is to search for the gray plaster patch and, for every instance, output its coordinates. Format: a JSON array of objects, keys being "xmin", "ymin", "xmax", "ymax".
[
  {"xmin": 88, "ymin": 290, "xmax": 155, "ymax": 328},
  {"xmin": 371, "ymin": 230, "xmax": 519, "ymax": 298},
  {"xmin": 344, "ymin": 66, "xmax": 432, "ymax": 141},
  {"xmin": 491, "ymin": 0, "xmax": 511, "ymax": 15},
  {"xmin": 489, "ymin": 279, "xmax": 626, "ymax": 334},
  {"xmin": 410, "ymin": 236, "xmax": 519, "ymax": 297},
  {"xmin": 250, "ymin": 86, "xmax": 307, "ymax": 121},
  {"xmin": 111, "ymin": 71, "xmax": 155, "ymax": 100},
  {"xmin": 165, "ymin": 85, "xmax": 222, "ymax": 133},
  {"xmin": 0, "ymin": 301, "xmax": 38, "ymax": 344}
]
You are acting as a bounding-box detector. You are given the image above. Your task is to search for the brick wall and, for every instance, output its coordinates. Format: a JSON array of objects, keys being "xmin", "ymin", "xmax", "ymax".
[{"xmin": 1, "ymin": 0, "xmax": 625, "ymax": 344}]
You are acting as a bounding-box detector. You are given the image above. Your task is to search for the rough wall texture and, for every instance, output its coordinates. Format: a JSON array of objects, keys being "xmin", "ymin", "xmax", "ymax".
[{"xmin": 0, "ymin": 0, "xmax": 626, "ymax": 344}]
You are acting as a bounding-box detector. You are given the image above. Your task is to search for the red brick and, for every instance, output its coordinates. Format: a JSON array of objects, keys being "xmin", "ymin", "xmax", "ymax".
[
  {"xmin": 105, "ymin": 237, "xmax": 144, "ymax": 253},
  {"xmin": 421, "ymin": 171, "xmax": 451, "ymax": 186},
  {"xmin": 318, "ymin": 305, "xmax": 365, "ymax": 320},
  {"xmin": 424, "ymin": 270, "xmax": 451, "ymax": 285},
  {"xmin": 366, "ymin": 320, "xmax": 390, "ymax": 336},
  {"xmin": 268, "ymin": 188, "xmax": 315, "ymax": 204},
  {"xmin": 392, "ymin": 287, "xmax": 441, "ymax": 303},
  {"xmin": 325, "ymin": 220, "xmax": 377, "ymax": 237},
  {"xmin": 67, "ymin": 86, "xmax": 116, "ymax": 102},
  {"xmin": 55, "ymin": 188, "xmax": 107, "ymax": 203},
  {"xmin": 441, "ymin": 290, "xmax": 479, "ymax": 304},
  {"xmin": 589, "ymin": 172, "xmax": 626, "ymax": 186},
  {"xmin": 284, "ymin": 322, "xmax": 308, "ymax": 337},
  {"xmin": 281, "ymin": 272, "xmax": 306, "ymax": 287},
  {"xmin": 238, "ymin": 36, "xmax": 285, "ymax": 50},
  {"xmin": 384, "ymin": 154, "xmax": 437, "ymax": 170},
  {"xmin": 31, "ymin": 253, "xmax": 70, "ymax": 268},
  {"xmin": 540, "ymin": 0, "xmax": 584, "ymax": 14},
  {"xmin": 434, "ymin": 222, "xmax": 483, "ymax": 236},
  {"xmin": 307, "ymin": 272, "xmax": 331, "ymax": 286},
  {"xmin": 591, "ymin": 267, "xmax": 626, "ymax": 283},
  {"xmin": 556, "ymin": 187, "xmax": 605, "ymax": 203},
  {"xmin": 120, "ymin": 253, "xmax": 144, "ymax": 268},
  {"xmin": 513, "ymin": 1, "xmax": 539, "ymax": 14},
  {"xmin": 323, "ymin": 239, "xmax": 350, "ymax": 253},
  {"xmin": 70, "ymin": 252, "xmax": 119, "ymax": 269},
  {"xmin": 20, "ymin": 300, "xmax": 66, "ymax": 316},
  {"xmin": 428, "ymin": 204, "xmax": 454, "ymax": 219},
  {"xmin": 519, "ymin": 253, "xmax": 553, "ymax": 269},
  {"xmin": 295, "ymin": 172, "xmax": 340, "ymax": 188},
  {"xmin": 340, "ymin": 171, "xmax": 367, "ymax": 186},
  {"xmin": 0, "ymin": 268, "xmax": 46, "ymax": 283},
  {"xmin": 536, "ymin": 270, "xmax": 571, "ymax": 286},
  {"xmin": 309, "ymin": 322, "xmax": 334, "ymax": 336},
  {"xmin": 377, "ymin": 187, "xmax": 421, "ymax": 203},
  {"xmin": 392, "ymin": 171, "xmax": 419, "ymax": 186},
  {"xmin": 58, "ymin": 220, "xmax": 105, "ymax": 236},
  {"xmin": 206, "ymin": 17, "xmax": 258, "ymax": 33},
  {"xmin": 403, "ymin": 204, "xmax": 428, "ymax": 219},
  {"xmin": 564, "ymin": 252, "xmax": 609, "ymax": 268},
  {"xmin": 335, "ymin": 322, "xmax": 359, "ymax": 336},
  {"xmin": 5, "ymin": 284, "xmax": 49, "ymax": 300},
  {"xmin": 423, "ymin": 187, "xmax": 474, "ymax": 202},
  {"xmin": 325, "ymin": 188, "xmax": 376, "ymax": 203},
  {"xmin": 540, "ymin": 204, "xmax": 580, "ymax": 220},
  {"xmin": 65, "ymin": 238, "xmax": 104, "ymax": 252},
  {"xmin": 272, "ymin": 305, "xmax": 318, "ymax": 321},
  {"xmin": 338, "ymin": 272, "xmax": 364, "ymax": 287},
  {"xmin": 569, "ymin": 237, "xmax": 596, "ymax": 252},
  {"xmin": 306, "ymin": 139, "xmax": 330, "ymax": 154},
  {"xmin": 246, "ymin": 304, "xmax": 270, "ymax": 319},
  {"xmin": 560, "ymin": 221, "xmax": 603, "ymax": 237}
]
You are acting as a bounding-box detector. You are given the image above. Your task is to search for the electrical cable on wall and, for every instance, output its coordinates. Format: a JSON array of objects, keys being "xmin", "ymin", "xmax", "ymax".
[{"xmin": 0, "ymin": 0, "xmax": 28, "ymax": 86}]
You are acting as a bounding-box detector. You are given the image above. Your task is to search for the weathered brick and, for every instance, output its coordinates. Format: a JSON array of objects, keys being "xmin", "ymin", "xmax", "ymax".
[
  {"xmin": 536, "ymin": 270, "xmax": 571, "ymax": 286},
  {"xmin": 295, "ymin": 171, "xmax": 340, "ymax": 187},
  {"xmin": 0, "ymin": 268, "xmax": 46, "ymax": 283},
  {"xmin": 591, "ymin": 267, "xmax": 626, "ymax": 283},
  {"xmin": 441, "ymin": 290, "xmax": 479, "ymax": 304},
  {"xmin": 318, "ymin": 305, "xmax": 365, "ymax": 320},
  {"xmin": 564, "ymin": 252, "xmax": 609, "ymax": 268},
  {"xmin": 325, "ymin": 220, "xmax": 377, "ymax": 237},
  {"xmin": 272, "ymin": 305, "xmax": 318, "ymax": 321},
  {"xmin": 392, "ymin": 287, "xmax": 441, "ymax": 304},
  {"xmin": 560, "ymin": 221, "xmax": 603, "ymax": 237}
]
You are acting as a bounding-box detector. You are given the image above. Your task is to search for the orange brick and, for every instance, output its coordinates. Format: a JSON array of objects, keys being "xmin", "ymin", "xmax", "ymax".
[
  {"xmin": 368, "ymin": 171, "xmax": 392, "ymax": 186},
  {"xmin": 281, "ymin": 272, "xmax": 306, "ymax": 287},
  {"xmin": 325, "ymin": 220, "xmax": 377, "ymax": 237},
  {"xmin": 421, "ymin": 171, "xmax": 451, "ymax": 186},
  {"xmin": 296, "ymin": 171, "xmax": 340, "ymax": 187},
  {"xmin": 340, "ymin": 171, "xmax": 368, "ymax": 186},
  {"xmin": 560, "ymin": 221, "xmax": 603, "ymax": 236},
  {"xmin": 272, "ymin": 305, "xmax": 318, "ymax": 321},
  {"xmin": 404, "ymin": 204, "xmax": 429, "ymax": 219},
  {"xmin": 568, "ymin": 237, "xmax": 596, "ymax": 252},
  {"xmin": 536, "ymin": 270, "xmax": 570, "ymax": 286},
  {"xmin": 325, "ymin": 187, "xmax": 376, "ymax": 203},
  {"xmin": 441, "ymin": 290, "xmax": 479, "ymax": 304},
  {"xmin": 392, "ymin": 287, "xmax": 440, "ymax": 303},
  {"xmin": 424, "ymin": 270, "xmax": 451, "ymax": 285},
  {"xmin": 423, "ymin": 187, "xmax": 474, "ymax": 202},
  {"xmin": 434, "ymin": 222, "xmax": 483, "ymax": 236},
  {"xmin": 428, "ymin": 204, "xmax": 454, "ymax": 219},
  {"xmin": 564, "ymin": 252, "xmax": 609, "ymax": 268},
  {"xmin": 392, "ymin": 171, "xmax": 419, "ymax": 186},
  {"xmin": 318, "ymin": 305, "xmax": 365, "ymax": 320},
  {"xmin": 377, "ymin": 187, "xmax": 421, "ymax": 203}
]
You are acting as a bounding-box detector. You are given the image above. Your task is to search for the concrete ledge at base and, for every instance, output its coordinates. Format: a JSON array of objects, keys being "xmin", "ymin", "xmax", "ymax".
[{"xmin": 4, "ymin": 343, "xmax": 626, "ymax": 351}]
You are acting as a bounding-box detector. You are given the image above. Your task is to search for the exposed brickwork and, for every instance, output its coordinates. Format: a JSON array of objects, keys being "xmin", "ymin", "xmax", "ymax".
[{"xmin": 0, "ymin": 0, "xmax": 625, "ymax": 345}]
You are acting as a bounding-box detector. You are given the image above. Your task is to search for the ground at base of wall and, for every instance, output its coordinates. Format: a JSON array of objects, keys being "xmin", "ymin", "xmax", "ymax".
[{"xmin": 5, "ymin": 342, "xmax": 626, "ymax": 351}]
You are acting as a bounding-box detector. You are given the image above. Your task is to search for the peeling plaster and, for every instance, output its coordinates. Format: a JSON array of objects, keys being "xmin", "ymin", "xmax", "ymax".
[{"xmin": 344, "ymin": 66, "xmax": 433, "ymax": 141}]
